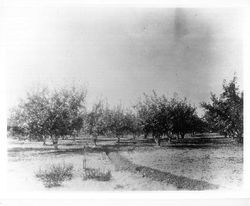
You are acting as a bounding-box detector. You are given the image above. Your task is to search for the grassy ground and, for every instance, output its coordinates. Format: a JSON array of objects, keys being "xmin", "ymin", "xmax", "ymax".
[{"xmin": 7, "ymin": 134, "xmax": 243, "ymax": 190}]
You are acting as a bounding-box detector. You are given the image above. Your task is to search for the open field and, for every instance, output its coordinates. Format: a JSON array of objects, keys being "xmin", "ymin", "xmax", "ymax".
[
  {"xmin": 120, "ymin": 145, "xmax": 243, "ymax": 189},
  {"xmin": 7, "ymin": 138, "xmax": 176, "ymax": 191},
  {"xmin": 7, "ymin": 134, "xmax": 243, "ymax": 191}
]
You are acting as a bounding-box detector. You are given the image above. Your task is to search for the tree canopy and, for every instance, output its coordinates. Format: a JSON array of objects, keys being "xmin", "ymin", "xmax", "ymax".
[
  {"xmin": 8, "ymin": 87, "xmax": 87, "ymax": 148},
  {"xmin": 8, "ymin": 76, "xmax": 243, "ymax": 147},
  {"xmin": 135, "ymin": 91, "xmax": 201, "ymax": 145},
  {"xmin": 201, "ymin": 76, "xmax": 243, "ymax": 143}
]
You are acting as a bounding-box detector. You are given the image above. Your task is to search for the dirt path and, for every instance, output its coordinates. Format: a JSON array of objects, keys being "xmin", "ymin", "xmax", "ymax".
[{"xmin": 105, "ymin": 151, "xmax": 220, "ymax": 190}]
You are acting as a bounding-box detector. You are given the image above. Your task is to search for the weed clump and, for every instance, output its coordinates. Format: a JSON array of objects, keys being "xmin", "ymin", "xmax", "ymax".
[
  {"xmin": 35, "ymin": 163, "xmax": 73, "ymax": 188},
  {"xmin": 82, "ymin": 168, "xmax": 111, "ymax": 181}
]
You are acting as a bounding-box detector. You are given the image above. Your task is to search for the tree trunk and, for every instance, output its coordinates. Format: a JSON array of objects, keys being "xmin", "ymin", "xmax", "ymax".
[
  {"xmin": 166, "ymin": 132, "xmax": 172, "ymax": 143},
  {"xmin": 236, "ymin": 132, "xmax": 243, "ymax": 144},
  {"xmin": 237, "ymin": 136, "xmax": 243, "ymax": 144},
  {"xmin": 133, "ymin": 134, "xmax": 137, "ymax": 144},
  {"xmin": 43, "ymin": 136, "xmax": 46, "ymax": 145},
  {"xmin": 153, "ymin": 136, "xmax": 161, "ymax": 146},
  {"xmin": 53, "ymin": 144, "xmax": 58, "ymax": 150},
  {"xmin": 117, "ymin": 136, "xmax": 120, "ymax": 143},
  {"xmin": 52, "ymin": 136, "xmax": 59, "ymax": 149},
  {"xmin": 166, "ymin": 135, "xmax": 172, "ymax": 144},
  {"xmin": 93, "ymin": 135, "xmax": 97, "ymax": 146}
]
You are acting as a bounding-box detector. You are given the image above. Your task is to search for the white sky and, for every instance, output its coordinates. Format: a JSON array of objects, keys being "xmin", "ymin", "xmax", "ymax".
[{"xmin": 1, "ymin": 3, "xmax": 244, "ymax": 114}]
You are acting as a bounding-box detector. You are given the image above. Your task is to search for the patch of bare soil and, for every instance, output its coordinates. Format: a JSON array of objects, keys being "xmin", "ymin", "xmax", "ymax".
[
  {"xmin": 6, "ymin": 136, "xmax": 243, "ymax": 190},
  {"xmin": 120, "ymin": 145, "xmax": 243, "ymax": 189},
  {"xmin": 7, "ymin": 149, "xmax": 176, "ymax": 191},
  {"xmin": 106, "ymin": 151, "xmax": 219, "ymax": 190}
]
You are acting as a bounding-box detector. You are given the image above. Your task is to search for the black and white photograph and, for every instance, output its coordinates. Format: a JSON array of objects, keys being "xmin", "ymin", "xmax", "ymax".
[{"xmin": 0, "ymin": 0, "xmax": 248, "ymax": 194}]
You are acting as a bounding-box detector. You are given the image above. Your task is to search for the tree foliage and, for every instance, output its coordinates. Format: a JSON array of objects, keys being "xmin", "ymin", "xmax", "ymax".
[
  {"xmin": 8, "ymin": 87, "xmax": 87, "ymax": 148},
  {"xmin": 135, "ymin": 91, "xmax": 201, "ymax": 145},
  {"xmin": 85, "ymin": 100, "xmax": 108, "ymax": 144},
  {"xmin": 9, "ymin": 76, "xmax": 242, "ymax": 147},
  {"xmin": 85, "ymin": 102, "xmax": 141, "ymax": 144},
  {"xmin": 201, "ymin": 76, "xmax": 243, "ymax": 143}
]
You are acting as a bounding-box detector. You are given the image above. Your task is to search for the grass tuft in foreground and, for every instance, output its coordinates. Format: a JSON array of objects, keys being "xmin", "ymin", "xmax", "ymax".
[
  {"xmin": 35, "ymin": 163, "xmax": 74, "ymax": 188},
  {"xmin": 82, "ymin": 168, "xmax": 111, "ymax": 181}
]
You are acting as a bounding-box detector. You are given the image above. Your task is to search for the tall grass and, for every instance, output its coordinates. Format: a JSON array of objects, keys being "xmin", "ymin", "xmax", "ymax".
[
  {"xmin": 82, "ymin": 168, "xmax": 111, "ymax": 181},
  {"xmin": 35, "ymin": 163, "xmax": 73, "ymax": 188},
  {"xmin": 82, "ymin": 156, "xmax": 111, "ymax": 181}
]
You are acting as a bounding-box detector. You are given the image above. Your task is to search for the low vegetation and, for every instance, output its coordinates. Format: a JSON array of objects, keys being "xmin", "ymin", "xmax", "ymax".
[
  {"xmin": 81, "ymin": 156, "xmax": 112, "ymax": 181},
  {"xmin": 82, "ymin": 168, "xmax": 112, "ymax": 181},
  {"xmin": 35, "ymin": 163, "xmax": 74, "ymax": 188}
]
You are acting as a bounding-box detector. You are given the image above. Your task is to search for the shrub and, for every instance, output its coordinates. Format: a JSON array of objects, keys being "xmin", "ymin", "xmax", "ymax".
[
  {"xmin": 35, "ymin": 163, "xmax": 74, "ymax": 188},
  {"xmin": 82, "ymin": 168, "xmax": 111, "ymax": 181}
]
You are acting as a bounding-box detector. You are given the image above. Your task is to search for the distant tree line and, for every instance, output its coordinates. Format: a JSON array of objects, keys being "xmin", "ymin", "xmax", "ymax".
[{"xmin": 7, "ymin": 76, "xmax": 243, "ymax": 148}]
